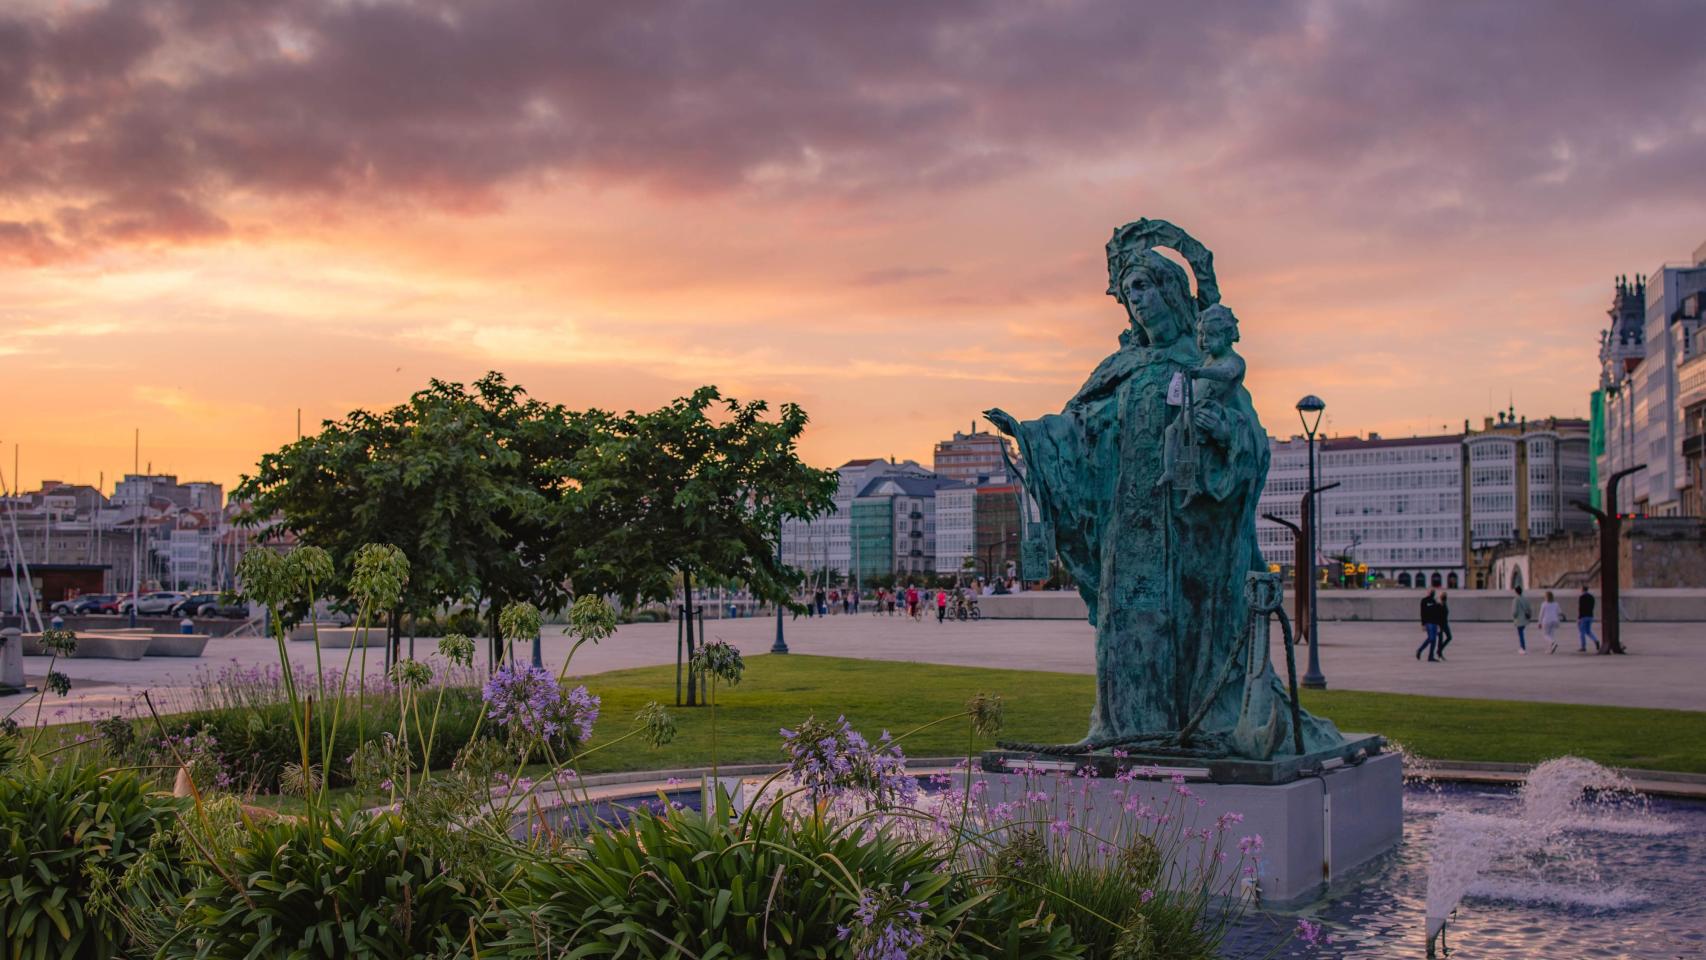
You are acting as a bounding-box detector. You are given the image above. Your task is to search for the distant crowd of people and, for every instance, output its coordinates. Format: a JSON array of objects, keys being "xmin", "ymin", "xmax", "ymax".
[
  {"xmin": 795, "ymin": 578, "xmax": 1021, "ymax": 622},
  {"xmin": 1415, "ymin": 583, "xmax": 1601, "ymax": 661}
]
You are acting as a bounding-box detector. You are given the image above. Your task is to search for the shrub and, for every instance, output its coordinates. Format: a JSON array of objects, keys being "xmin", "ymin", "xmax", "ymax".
[
  {"xmin": 1027, "ymin": 859, "xmax": 1224, "ymax": 959},
  {"xmin": 398, "ymin": 612, "xmax": 444, "ymax": 637},
  {"xmin": 622, "ymin": 605, "xmax": 669, "ymax": 624},
  {"xmin": 444, "ymin": 608, "xmax": 485, "ymax": 637},
  {"xmin": 967, "ymin": 764, "xmax": 1260, "ymax": 960},
  {"xmin": 150, "ymin": 688, "xmax": 493, "ymax": 794},
  {"xmin": 166, "ymin": 811, "xmax": 487, "ymax": 959},
  {"xmin": 490, "ymin": 796, "xmax": 1082, "ymax": 959},
  {"xmin": 0, "ymin": 761, "xmax": 183, "ymax": 960}
]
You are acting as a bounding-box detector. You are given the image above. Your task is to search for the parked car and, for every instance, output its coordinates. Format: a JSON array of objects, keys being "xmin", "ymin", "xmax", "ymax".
[
  {"xmin": 53, "ymin": 593, "xmax": 110, "ymax": 617},
  {"xmin": 75, "ymin": 594, "xmax": 121, "ymax": 615},
  {"xmin": 201, "ymin": 599, "xmax": 253, "ymax": 619},
  {"xmin": 51, "ymin": 594, "xmax": 119, "ymax": 615},
  {"xmin": 116, "ymin": 591, "xmax": 189, "ymax": 616},
  {"xmin": 170, "ymin": 593, "xmax": 223, "ymax": 617}
]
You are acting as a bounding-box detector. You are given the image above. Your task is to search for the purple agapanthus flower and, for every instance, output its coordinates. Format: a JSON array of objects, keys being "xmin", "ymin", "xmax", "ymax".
[
  {"xmin": 563, "ymin": 683, "xmax": 600, "ymax": 742},
  {"xmin": 780, "ymin": 715, "xmax": 918, "ymax": 808},
  {"xmin": 838, "ymin": 883, "xmax": 928, "ymax": 960},
  {"xmin": 483, "ymin": 664, "xmax": 600, "ymax": 746}
]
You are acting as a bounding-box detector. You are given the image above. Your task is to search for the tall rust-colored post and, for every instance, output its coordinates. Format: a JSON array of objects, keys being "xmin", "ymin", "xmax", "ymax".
[
  {"xmin": 1262, "ymin": 511, "xmax": 1310, "ymax": 644},
  {"xmin": 1263, "ymin": 478, "xmax": 1338, "ymax": 664},
  {"xmin": 1571, "ymin": 464, "xmax": 1644, "ymax": 657},
  {"xmin": 1299, "ymin": 482, "xmax": 1338, "ymax": 687}
]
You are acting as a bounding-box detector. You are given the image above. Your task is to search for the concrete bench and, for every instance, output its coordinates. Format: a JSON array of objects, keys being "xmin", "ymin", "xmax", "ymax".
[
  {"xmin": 63, "ymin": 633, "xmax": 152, "ymax": 661},
  {"xmin": 145, "ymin": 634, "xmax": 211, "ymax": 657}
]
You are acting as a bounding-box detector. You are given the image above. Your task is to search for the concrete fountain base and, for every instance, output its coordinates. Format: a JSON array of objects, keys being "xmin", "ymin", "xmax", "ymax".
[{"xmin": 979, "ymin": 741, "xmax": 1403, "ymax": 905}]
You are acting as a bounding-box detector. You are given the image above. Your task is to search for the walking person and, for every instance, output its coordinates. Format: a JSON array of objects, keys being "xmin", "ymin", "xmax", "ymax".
[
  {"xmin": 1436, "ymin": 591, "xmax": 1454, "ymax": 659},
  {"xmin": 813, "ymin": 587, "xmax": 827, "ymax": 618},
  {"xmin": 1540, "ymin": 590, "xmax": 1563, "ymax": 654},
  {"xmin": 936, "ymin": 589, "xmax": 948, "ymax": 623},
  {"xmin": 1415, "ymin": 587, "xmax": 1441, "ymax": 662},
  {"xmin": 1577, "ymin": 586, "xmax": 1599, "ymax": 652},
  {"xmin": 1511, "ymin": 585, "xmax": 1532, "ymax": 654}
]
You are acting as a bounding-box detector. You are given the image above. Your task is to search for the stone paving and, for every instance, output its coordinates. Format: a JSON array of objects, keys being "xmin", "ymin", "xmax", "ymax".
[{"xmin": 5, "ymin": 613, "xmax": 1702, "ymax": 725}]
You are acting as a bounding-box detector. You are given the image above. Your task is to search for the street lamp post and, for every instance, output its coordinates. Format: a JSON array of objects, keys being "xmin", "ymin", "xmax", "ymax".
[
  {"xmin": 1296, "ymin": 394, "xmax": 1327, "ymax": 689},
  {"xmin": 771, "ymin": 524, "xmax": 789, "ymax": 654}
]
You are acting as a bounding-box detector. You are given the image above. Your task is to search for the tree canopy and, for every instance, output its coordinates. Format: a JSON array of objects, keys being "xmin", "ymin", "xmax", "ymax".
[{"xmin": 234, "ymin": 374, "xmax": 834, "ymax": 656}]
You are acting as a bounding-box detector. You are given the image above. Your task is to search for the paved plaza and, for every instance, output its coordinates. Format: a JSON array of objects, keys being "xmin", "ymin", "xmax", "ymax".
[{"xmin": 7, "ymin": 613, "xmax": 1703, "ymax": 725}]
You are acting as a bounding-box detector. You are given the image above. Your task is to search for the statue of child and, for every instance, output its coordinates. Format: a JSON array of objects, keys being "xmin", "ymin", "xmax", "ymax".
[{"xmin": 1160, "ymin": 305, "xmax": 1244, "ymax": 498}]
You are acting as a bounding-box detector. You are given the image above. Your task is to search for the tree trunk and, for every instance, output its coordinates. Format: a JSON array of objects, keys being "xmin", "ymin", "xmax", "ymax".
[
  {"xmin": 683, "ymin": 569, "xmax": 698, "ymax": 707},
  {"xmin": 489, "ymin": 601, "xmax": 504, "ymax": 670}
]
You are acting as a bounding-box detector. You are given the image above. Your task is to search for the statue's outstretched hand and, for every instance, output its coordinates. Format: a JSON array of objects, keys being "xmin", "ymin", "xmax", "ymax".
[{"xmin": 984, "ymin": 407, "xmax": 1020, "ymax": 436}]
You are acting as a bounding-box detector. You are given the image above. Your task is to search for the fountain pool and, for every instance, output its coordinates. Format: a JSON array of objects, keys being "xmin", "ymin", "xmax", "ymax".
[
  {"xmin": 1225, "ymin": 779, "xmax": 1706, "ymax": 958},
  {"xmin": 511, "ymin": 763, "xmax": 1702, "ymax": 958}
]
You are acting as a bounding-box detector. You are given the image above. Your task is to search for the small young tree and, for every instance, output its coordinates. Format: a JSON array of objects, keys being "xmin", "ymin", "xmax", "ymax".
[{"xmin": 557, "ymin": 388, "xmax": 836, "ymax": 705}]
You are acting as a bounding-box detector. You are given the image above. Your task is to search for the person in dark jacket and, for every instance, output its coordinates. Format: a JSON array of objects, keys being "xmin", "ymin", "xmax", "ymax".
[
  {"xmin": 1415, "ymin": 588, "xmax": 1441, "ymax": 662},
  {"xmin": 1577, "ymin": 587, "xmax": 1599, "ymax": 652},
  {"xmin": 1435, "ymin": 591, "xmax": 1454, "ymax": 659}
]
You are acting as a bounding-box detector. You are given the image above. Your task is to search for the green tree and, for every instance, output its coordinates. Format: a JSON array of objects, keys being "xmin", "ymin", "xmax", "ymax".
[
  {"xmin": 558, "ymin": 387, "xmax": 836, "ymax": 704},
  {"xmin": 234, "ymin": 373, "xmax": 593, "ymax": 662}
]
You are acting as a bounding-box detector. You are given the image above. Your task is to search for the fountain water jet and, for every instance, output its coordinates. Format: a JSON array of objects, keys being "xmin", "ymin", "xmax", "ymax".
[{"xmin": 1423, "ymin": 757, "xmax": 1639, "ymax": 953}]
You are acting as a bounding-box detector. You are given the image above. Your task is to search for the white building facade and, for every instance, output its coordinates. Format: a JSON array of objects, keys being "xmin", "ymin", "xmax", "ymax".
[
  {"xmin": 1599, "ymin": 241, "xmax": 1706, "ymax": 516},
  {"xmin": 780, "ymin": 458, "xmax": 931, "ymax": 576},
  {"xmin": 1464, "ymin": 426, "xmax": 1593, "ymax": 547},
  {"xmin": 1257, "ymin": 418, "xmax": 1591, "ymax": 589},
  {"xmin": 1259, "ymin": 434, "xmax": 1465, "ymax": 588},
  {"xmin": 934, "ymin": 483, "xmax": 976, "ymax": 574}
]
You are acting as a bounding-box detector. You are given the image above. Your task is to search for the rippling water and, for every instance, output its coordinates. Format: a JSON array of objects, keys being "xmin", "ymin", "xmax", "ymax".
[{"xmin": 1224, "ymin": 783, "xmax": 1706, "ymax": 959}]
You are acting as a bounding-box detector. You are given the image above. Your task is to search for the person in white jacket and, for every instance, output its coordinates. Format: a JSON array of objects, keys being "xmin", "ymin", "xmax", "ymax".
[{"xmin": 1539, "ymin": 590, "xmax": 1563, "ymax": 655}]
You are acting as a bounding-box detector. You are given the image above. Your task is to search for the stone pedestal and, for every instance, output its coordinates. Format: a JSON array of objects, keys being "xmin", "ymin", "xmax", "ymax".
[
  {"xmin": 977, "ymin": 747, "xmax": 1402, "ymax": 905},
  {"xmin": 0, "ymin": 628, "xmax": 22, "ymax": 690}
]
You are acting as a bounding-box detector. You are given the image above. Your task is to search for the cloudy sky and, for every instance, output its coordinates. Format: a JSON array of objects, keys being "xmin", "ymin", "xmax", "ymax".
[{"xmin": 5, "ymin": 0, "xmax": 1705, "ymax": 492}]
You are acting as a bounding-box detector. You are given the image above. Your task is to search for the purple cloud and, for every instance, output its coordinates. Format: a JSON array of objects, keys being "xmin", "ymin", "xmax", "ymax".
[{"xmin": 1, "ymin": 0, "xmax": 1700, "ymax": 262}]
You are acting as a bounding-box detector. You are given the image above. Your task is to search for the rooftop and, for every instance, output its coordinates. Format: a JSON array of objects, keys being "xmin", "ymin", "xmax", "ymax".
[
  {"xmin": 855, "ymin": 474, "xmax": 968, "ymax": 498},
  {"xmin": 1271, "ymin": 414, "xmax": 1589, "ymax": 452},
  {"xmin": 1273, "ymin": 432, "xmax": 1461, "ymax": 451}
]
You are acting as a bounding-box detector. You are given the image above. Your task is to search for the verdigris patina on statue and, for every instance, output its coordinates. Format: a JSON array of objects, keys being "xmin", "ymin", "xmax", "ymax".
[{"xmin": 986, "ymin": 218, "xmax": 1342, "ymax": 761}]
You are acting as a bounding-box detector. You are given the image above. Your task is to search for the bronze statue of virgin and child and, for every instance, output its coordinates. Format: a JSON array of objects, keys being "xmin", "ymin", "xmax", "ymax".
[{"xmin": 986, "ymin": 218, "xmax": 1342, "ymax": 761}]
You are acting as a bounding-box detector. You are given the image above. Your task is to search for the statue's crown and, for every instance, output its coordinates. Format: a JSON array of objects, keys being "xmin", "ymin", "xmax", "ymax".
[{"xmin": 1105, "ymin": 218, "xmax": 1221, "ymax": 310}]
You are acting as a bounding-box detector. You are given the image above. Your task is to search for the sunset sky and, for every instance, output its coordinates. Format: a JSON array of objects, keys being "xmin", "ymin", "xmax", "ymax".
[{"xmin": 4, "ymin": 0, "xmax": 1705, "ymax": 494}]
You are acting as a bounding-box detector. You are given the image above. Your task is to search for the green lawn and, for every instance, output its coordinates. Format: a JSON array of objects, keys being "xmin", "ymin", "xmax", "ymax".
[
  {"xmin": 565, "ymin": 654, "xmax": 1706, "ymax": 776},
  {"xmin": 1301, "ymin": 688, "xmax": 1706, "ymax": 775}
]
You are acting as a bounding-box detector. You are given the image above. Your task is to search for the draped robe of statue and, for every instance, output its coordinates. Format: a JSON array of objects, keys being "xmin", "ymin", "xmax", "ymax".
[{"xmin": 994, "ymin": 224, "xmax": 1342, "ymax": 758}]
